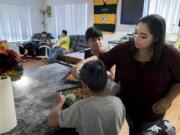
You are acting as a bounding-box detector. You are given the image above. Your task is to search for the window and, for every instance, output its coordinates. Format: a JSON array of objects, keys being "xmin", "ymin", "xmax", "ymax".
[
  {"xmin": 0, "ymin": 4, "xmax": 32, "ymax": 42},
  {"xmin": 55, "ymin": 3, "xmax": 87, "ymax": 37},
  {"xmin": 148, "ymin": 0, "xmax": 180, "ymax": 33}
]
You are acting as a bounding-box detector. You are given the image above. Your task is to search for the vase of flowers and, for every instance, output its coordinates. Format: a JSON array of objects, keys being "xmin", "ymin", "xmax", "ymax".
[
  {"xmin": 0, "ymin": 42, "xmax": 23, "ymax": 80},
  {"xmin": 0, "ymin": 42, "xmax": 23, "ymax": 134}
]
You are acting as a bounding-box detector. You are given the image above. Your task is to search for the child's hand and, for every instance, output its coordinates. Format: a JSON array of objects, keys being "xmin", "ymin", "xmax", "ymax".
[{"xmin": 56, "ymin": 92, "xmax": 66, "ymax": 106}]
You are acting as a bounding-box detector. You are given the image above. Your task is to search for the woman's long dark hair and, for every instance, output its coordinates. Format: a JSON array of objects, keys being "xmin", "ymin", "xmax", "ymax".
[{"xmin": 130, "ymin": 14, "xmax": 168, "ymax": 69}]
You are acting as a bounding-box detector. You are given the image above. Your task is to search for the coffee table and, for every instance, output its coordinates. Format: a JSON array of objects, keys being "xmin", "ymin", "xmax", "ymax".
[
  {"xmin": 10, "ymin": 63, "xmax": 79, "ymax": 135},
  {"xmin": 62, "ymin": 51, "xmax": 84, "ymax": 64}
]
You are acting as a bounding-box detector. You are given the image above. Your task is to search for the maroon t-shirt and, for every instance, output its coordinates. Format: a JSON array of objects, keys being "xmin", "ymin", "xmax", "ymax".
[{"xmin": 99, "ymin": 43, "xmax": 180, "ymax": 122}]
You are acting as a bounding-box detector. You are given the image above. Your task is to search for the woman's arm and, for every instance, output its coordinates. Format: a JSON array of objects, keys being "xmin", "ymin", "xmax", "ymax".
[
  {"xmin": 71, "ymin": 55, "xmax": 116, "ymax": 80},
  {"xmin": 71, "ymin": 55, "xmax": 98, "ymax": 78},
  {"xmin": 107, "ymin": 65, "xmax": 116, "ymax": 80},
  {"xmin": 165, "ymin": 83, "xmax": 180, "ymax": 102},
  {"xmin": 152, "ymin": 83, "xmax": 180, "ymax": 114}
]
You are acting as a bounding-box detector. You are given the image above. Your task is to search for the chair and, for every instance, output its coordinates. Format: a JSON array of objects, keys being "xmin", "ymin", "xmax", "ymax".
[{"xmin": 18, "ymin": 33, "xmax": 54, "ymax": 58}]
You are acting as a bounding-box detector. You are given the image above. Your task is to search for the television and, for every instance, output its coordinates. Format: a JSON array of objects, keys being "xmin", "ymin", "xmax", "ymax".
[{"xmin": 120, "ymin": 0, "xmax": 146, "ymax": 25}]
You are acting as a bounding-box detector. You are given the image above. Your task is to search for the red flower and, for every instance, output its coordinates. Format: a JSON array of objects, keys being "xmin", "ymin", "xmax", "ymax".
[{"xmin": 0, "ymin": 43, "xmax": 22, "ymax": 75}]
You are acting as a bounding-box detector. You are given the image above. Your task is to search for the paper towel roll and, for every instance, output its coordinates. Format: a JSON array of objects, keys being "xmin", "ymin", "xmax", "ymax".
[{"xmin": 0, "ymin": 76, "xmax": 17, "ymax": 134}]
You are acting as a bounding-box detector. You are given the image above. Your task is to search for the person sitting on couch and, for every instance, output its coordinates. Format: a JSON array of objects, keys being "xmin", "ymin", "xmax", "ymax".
[
  {"xmin": 23, "ymin": 31, "xmax": 51, "ymax": 58},
  {"xmin": 73, "ymin": 26, "xmax": 115, "ymax": 80},
  {"xmin": 47, "ymin": 30, "xmax": 70, "ymax": 63}
]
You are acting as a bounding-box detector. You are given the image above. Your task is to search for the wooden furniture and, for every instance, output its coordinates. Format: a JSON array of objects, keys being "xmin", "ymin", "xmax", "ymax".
[{"xmin": 61, "ymin": 51, "xmax": 84, "ymax": 64}]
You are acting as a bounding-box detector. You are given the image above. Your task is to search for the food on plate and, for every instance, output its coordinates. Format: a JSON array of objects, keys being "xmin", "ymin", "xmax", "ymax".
[
  {"xmin": 66, "ymin": 93, "xmax": 76, "ymax": 102},
  {"xmin": 66, "ymin": 74, "xmax": 77, "ymax": 81},
  {"xmin": 64, "ymin": 88, "xmax": 89, "ymax": 106},
  {"xmin": 72, "ymin": 89, "xmax": 89, "ymax": 99}
]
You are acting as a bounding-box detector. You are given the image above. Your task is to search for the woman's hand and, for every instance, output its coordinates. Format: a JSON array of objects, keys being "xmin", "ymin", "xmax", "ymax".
[
  {"xmin": 71, "ymin": 65, "xmax": 79, "ymax": 79},
  {"xmin": 106, "ymin": 71, "xmax": 114, "ymax": 80},
  {"xmin": 71, "ymin": 62, "xmax": 84, "ymax": 78},
  {"xmin": 71, "ymin": 56, "xmax": 98, "ymax": 78},
  {"xmin": 152, "ymin": 97, "xmax": 172, "ymax": 114}
]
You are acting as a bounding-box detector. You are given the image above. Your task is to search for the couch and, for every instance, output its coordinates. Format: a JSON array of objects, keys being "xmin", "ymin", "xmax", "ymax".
[
  {"xmin": 69, "ymin": 35, "xmax": 87, "ymax": 52},
  {"xmin": 56, "ymin": 35, "xmax": 87, "ymax": 64},
  {"xmin": 18, "ymin": 33, "xmax": 54, "ymax": 58},
  {"xmin": 19, "ymin": 34, "xmax": 87, "ymax": 59}
]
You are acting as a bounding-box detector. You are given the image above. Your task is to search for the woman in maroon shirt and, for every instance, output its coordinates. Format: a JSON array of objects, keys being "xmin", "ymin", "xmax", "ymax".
[
  {"xmin": 99, "ymin": 14, "xmax": 180, "ymax": 134},
  {"xmin": 72, "ymin": 14, "xmax": 180, "ymax": 134}
]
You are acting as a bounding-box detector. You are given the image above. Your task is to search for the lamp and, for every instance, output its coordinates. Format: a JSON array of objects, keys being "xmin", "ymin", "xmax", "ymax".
[
  {"xmin": 46, "ymin": 6, "xmax": 51, "ymax": 17},
  {"xmin": 40, "ymin": 6, "xmax": 52, "ymax": 30},
  {"xmin": 40, "ymin": 6, "xmax": 52, "ymax": 17}
]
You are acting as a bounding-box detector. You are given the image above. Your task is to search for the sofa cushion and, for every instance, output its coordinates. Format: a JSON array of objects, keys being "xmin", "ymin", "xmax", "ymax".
[{"xmin": 69, "ymin": 35, "xmax": 87, "ymax": 52}]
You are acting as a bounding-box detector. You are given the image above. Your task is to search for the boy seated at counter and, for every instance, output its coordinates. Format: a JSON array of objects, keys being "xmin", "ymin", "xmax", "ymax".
[{"xmin": 48, "ymin": 60, "xmax": 125, "ymax": 135}]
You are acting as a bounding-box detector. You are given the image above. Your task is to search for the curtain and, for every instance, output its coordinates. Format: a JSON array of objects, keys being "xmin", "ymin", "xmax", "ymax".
[
  {"xmin": 148, "ymin": 0, "xmax": 180, "ymax": 33},
  {"xmin": 55, "ymin": 3, "xmax": 87, "ymax": 37},
  {"xmin": 0, "ymin": 4, "xmax": 32, "ymax": 42}
]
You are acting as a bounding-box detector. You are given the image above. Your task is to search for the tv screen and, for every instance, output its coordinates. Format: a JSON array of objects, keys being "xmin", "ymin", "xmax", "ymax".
[{"xmin": 120, "ymin": 0, "xmax": 145, "ymax": 25}]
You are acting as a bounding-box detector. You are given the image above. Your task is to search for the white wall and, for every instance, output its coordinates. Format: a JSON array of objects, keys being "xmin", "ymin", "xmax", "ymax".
[
  {"xmin": 44, "ymin": 0, "xmax": 135, "ymax": 34},
  {"xmin": 43, "ymin": 0, "xmax": 135, "ymax": 46},
  {"xmin": 29, "ymin": 0, "xmax": 44, "ymax": 33},
  {"xmin": 43, "ymin": 0, "xmax": 93, "ymax": 37}
]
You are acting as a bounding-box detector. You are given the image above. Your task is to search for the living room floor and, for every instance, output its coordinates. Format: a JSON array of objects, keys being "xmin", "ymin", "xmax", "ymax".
[
  {"xmin": 23, "ymin": 58, "xmax": 180, "ymax": 135},
  {"xmin": 23, "ymin": 58, "xmax": 46, "ymax": 69}
]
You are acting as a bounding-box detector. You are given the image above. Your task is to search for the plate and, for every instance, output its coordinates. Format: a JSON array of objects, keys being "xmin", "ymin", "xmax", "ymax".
[
  {"xmin": 63, "ymin": 71, "xmax": 80, "ymax": 84},
  {"xmin": 59, "ymin": 87, "xmax": 88, "ymax": 106}
]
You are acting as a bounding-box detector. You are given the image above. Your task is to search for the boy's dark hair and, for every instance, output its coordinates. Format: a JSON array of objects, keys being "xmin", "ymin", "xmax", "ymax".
[
  {"xmin": 85, "ymin": 27, "xmax": 103, "ymax": 41},
  {"xmin": 80, "ymin": 60, "xmax": 107, "ymax": 92},
  {"xmin": 62, "ymin": 30, "xmax": 67, "ymax": 36}
]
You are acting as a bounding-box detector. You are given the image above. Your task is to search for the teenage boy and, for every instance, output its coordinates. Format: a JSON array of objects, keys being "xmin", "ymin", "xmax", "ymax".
[{"xmin": 83, "ymin": 26, "xmax": 115, "ymax": 80}]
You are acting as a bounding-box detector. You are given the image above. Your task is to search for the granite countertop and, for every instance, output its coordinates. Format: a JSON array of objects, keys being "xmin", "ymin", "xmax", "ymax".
[{"xmin": 7, "ymin": 63, "xmax": 79, "ymax": 135}]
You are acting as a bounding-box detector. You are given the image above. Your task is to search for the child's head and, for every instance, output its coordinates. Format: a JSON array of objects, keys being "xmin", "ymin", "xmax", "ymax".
[
  {"xmin": 80, "ymin": 60, "xmax": 107, "ymax": 92},
  {"xmin": 85, "ymin": 27, "xmax": 103, "ymax": 55},
  {"xmin": 85, "ymin": 27, "xmax": 103, "ymax": 41},
  {"xmin": 61, "ymin": 30, "xmax": 67, "ymax": 37}
]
